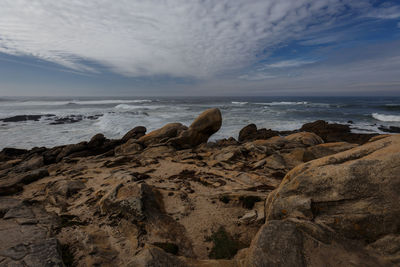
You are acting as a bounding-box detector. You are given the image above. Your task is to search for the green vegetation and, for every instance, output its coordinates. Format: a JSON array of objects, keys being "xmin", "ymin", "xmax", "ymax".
[
  {"xmin": 153, "ymin": 242, "xmax": 179, "ymax": 255},
  {"xmin": 206, "ymin": 227, "xmax": 245, "ymax": 259}
]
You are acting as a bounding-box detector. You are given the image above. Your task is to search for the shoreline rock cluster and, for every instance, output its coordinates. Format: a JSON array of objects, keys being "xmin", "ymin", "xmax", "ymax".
[{"xmin": 0, "ymin": 108, "xmax": 399, "ymax": 266}]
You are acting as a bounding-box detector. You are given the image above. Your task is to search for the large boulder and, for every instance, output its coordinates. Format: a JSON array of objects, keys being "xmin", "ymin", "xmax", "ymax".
[
  {"xmin": 238, "ymin": 124, "xmax": 279, "ymax": 142},
  {"xmin": 284, "ymin": 132, "xmax": 323, "ymax": 146},
  {"xmin": 251, "ymin": 134, "xmax": 400, "ymax": 266},
  {"xmin": 245, "ymin": 219, "xmax": 388, "ymax": 267},
  {"xmin": 138, "ymin": 123, "xmax": 187, "ymax": 146},
  {"xmin": 300, "ymin": 120, "xmax": 377, "ymax": 144},
  {"xmin": 169, "ymin": 108, "xmax": 222, "ymax": 148},
  {"xmin": 121, "ymin": 126, "xmax": 147, "ymax": 143}
]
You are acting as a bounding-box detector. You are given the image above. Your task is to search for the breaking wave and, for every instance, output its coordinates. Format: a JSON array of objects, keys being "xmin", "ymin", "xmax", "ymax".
[{"xmin": 372, "ymin": 113, "xmax": 400, "ymax": 122}]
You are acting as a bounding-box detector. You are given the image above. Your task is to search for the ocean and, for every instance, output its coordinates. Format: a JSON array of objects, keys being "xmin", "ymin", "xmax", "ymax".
[{"xmin": 1, "ymin": 96, "xmax": 400, "ymax": 150}]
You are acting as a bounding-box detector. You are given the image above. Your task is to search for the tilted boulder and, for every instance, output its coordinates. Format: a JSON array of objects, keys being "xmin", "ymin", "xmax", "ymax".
[
  {"xmin": 169, "ymin": 108, "xmax": 222, "ymax": 148},
  {"xmin": 138, "ymin": 123, "xmax": 188, "ymax": 147},
  {"xmin": 121, "ymin": 126, "xmax": 146, "ymax": 143}
]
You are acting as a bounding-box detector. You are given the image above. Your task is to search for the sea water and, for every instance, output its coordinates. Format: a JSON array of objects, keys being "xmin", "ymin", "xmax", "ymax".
[{"xmin": 1, "ymin": 96, "xmax": 400, "ymax": 149}]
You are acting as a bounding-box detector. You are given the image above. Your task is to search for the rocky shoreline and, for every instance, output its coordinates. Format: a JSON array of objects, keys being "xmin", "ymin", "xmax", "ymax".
[{"xmin": 0, "ymin": 108, "xmax": 399, "ymax": 266}]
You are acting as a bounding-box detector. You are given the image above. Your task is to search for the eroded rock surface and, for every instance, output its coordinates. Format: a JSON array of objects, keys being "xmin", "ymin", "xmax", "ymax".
[{"xmin": 1, "ymin": 110, "xmax": 396, "ymax": 266}]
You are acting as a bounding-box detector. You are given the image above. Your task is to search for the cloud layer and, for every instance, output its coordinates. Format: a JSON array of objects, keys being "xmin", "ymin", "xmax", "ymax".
[{"xmin": 1, "ymin": 0, "xmax": 394, "ymax": 79}]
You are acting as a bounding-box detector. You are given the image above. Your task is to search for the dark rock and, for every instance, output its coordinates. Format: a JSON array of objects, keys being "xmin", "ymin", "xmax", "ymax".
[
  {"xmin": 300, "ymin": 120, "xmax": 377, "ymax": 144},
  {"xmin": 49, "ymin": 115, "xmax": 83, "ymax": 125},
  {"xmin": 1, "ymin": 115, "xmax": 43, "ymax": 122},
  {"xmin": 56, "ymin": 142, "xmax": 88, "ymax": 162},
  {"xmin": 0, "ymin": 148, "xmax": 28, "ymax": 162},
  {"xmin": 121, "ymin": 126, "xmax": 147, "ymax": 143},
  {"xmin": 0, "ymin": 168, "xmax": 49, "ymax": 196},
  {"xmin": 88, "ymin": 133, "xmax": 106, "ymax": 148},
  {"xmin": 127, "ymin": 247, "xmax": 187, "ymax": 267},
  {"xmin": 378, "ymin": 125, "xmax": 400, "ymax": 133},
  {"xmin": 238, "ymin": 124, "xmax": 279, "ymax": 142}
]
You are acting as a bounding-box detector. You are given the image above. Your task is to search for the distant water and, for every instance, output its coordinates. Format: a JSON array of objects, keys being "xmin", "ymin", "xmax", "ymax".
[{"xmin": 1, "ymin": 96, "xmax": 400, "ymax": 149}]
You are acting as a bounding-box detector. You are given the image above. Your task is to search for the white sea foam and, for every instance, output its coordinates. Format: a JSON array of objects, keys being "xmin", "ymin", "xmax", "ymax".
[
  {"xmin": 372, "ymin": 113, "xmax": 400, "ymax": 122},
  {"xmin": 255, "ymin": 101, "xmax": 309, "ymax": 105},
  {"xmin": 231, "ymin": 101, "xmax": 248, "ymax": 105},
  {"xmin": 0, "ymin": 99, "xmax": 152, "ymax": 106}
]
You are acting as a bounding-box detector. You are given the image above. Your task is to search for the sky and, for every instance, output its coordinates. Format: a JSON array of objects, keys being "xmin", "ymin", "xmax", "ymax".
[{"xmin": 0, "ymin": 0, "xmax": 399, "ymax": 96}]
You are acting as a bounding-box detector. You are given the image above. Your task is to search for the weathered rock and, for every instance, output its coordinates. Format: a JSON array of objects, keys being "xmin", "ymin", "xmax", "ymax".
[
  {"xmin": 99, "ymin": 183, "xmax": 159, "ymax": 222},
  {"xmin": 378, "ymin": 125, "xmax": 400, "ymax": 133},
  {"xmin": 14, "ymin": 155, "xmax": 44, "ymax": 172},
  {"xmin": 56, "ymin": 142, "xmax": 88, "ymax": 162},
  {"xmin": 284, "ymin": 132, "xmax": 323, "ymax": 146},
  {"xmin": 127, "ymin": 246, "xmax": 188, "ymax": 267},
  {"xmin": 264, "ymin": 135, "xmax": 400, "ymax": 264},
  {"xmin": 0, "ymin": 201, "xmax": 63, "ymax": 267},
  {"xmin": 139, "ymin": 123, "xmax": 188, "ymax": 146},
  {"xmin": 141, "ymin": 145, "xmax": 175, "ymax": 158},
  {"xmin": 87, "ymin": 133, "xmax": 106, "ymax": 148},
  {"xmin": 238, "ymin": 124, "xmax": 279, "ymax": 142},
  {"xmin": 245, "ymin": 219, "xmax": 389, "ymax": 267},
  {"xmin": 169, "ymin": 108, "xmax": 222, "ymax": 148},
  {"xmin": 0, "ymin": 168, "xmax": 49, "ymax": 196},
  {"xmin": 115, "ymin": 139, "xmax": 144, "ymax": 156},
  {"xmin": 300, "ymin": 120, "xmax": 377, "ymax": 144},
  {"xmin": 121, "ymin": 126, "xmax": 147, "ymax": 143},
  {"xmin": 50, "ymin": 180, "xmax": 86, "ymax": 197},
  {"xmin": 304, "ymin": 142, "xmax": 358, "ymax": 161},
  {"xmin": 0, "ymin": 148, "xmax": 28, "ymax": 162}
]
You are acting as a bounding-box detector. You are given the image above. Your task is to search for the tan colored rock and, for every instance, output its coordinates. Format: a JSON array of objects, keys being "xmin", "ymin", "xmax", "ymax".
[
  {"xmin": 169, "ymin": 108, "xmax": 222, "ymax": 148},
  {"xmin": 304, "ymin": 141, "xmax": 358, "ymax": 161},
  {"xmin": 284, "ymin": 132, "xmax": 324, "ymax": 146},
  {"xmin": 265, "ymin": 134, "xmax": 400, "ymax": 255},
  {"xmin": 139, "ymin": 123, "xmax": 187, "ymax": 146},
  {"xmin": 114, "ymin": 139, "xmax": 144, "ymax": 155},
  {"xmin": 245, "ymin": 219, "xmax": 389, "ymax": 267}
]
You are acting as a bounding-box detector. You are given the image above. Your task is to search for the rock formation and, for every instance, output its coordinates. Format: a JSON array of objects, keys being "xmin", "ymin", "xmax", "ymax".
[{"xmin": 1, "ymin": 108, "xmax": 399, "ymax": 266}]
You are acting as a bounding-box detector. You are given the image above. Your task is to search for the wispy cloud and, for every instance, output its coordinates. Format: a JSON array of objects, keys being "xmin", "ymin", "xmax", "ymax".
[
  {"xmin": 365, "ymin": 5, "xmax": 400, "ymax": 19},
  {"xmin": 0, "ymin": 0, "xmax": 396, "ymax": 79},
  {"xmin": 263, "ymin": 60, "xmax": 316, "ymax": 69}
]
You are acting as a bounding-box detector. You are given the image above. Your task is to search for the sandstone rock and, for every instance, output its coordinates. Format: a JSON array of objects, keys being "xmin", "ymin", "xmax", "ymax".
[
  {"xmin": 245, "ymin": 219, "xmax": 388, "ymax": 267},
  {"xmin": 127, "ymin": 246, "xmax": 188, "ymax": 267},
  {"xmin": 238, "ymin": 124, "xmax": 278, "ymax": 142},
  {"xmin": 0, "ymin": 168, "xmax": 49, "ymax": 196},
  {"xmin": 14, "ymin": 155, "xmax": 44, "ymax": 172},
  {"xmin": 141, "ymin": 145, "xmax": 175, "ymax": 158},
  {"xmin": 121, "ymin": 126, "xmax": 146, "ymax": 143},
  {"xmin": 139, "ymin": 123, "xmax": 187, "ymax": 146},
  {"xmin": 284, "ymin": 132, "xmax": 323, "ymax": 146},
  {"xmin": 56, "ymin": 142, "xmax": 88, "ymax": 162},
  {"xmin": 169, "ymin": 108, "xmax": 222, "ymax": 148},
  {"xmin": 304, "ymin": 142, "xmax": 358, "ymax": 161},
  {"xmin": 115, "ymin": 139, "xmax": 144, "ymax": 155},
  {"xmin": 50, "ymin": 180, "xmax": 86, "ymax": 197},
  {"xmin": 99, "ymin": 183, "xmax": 159, "ymax": 222},
  {"xmin": 266, "ymin": 134, "xmax": 400, "ymax": 248}
]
